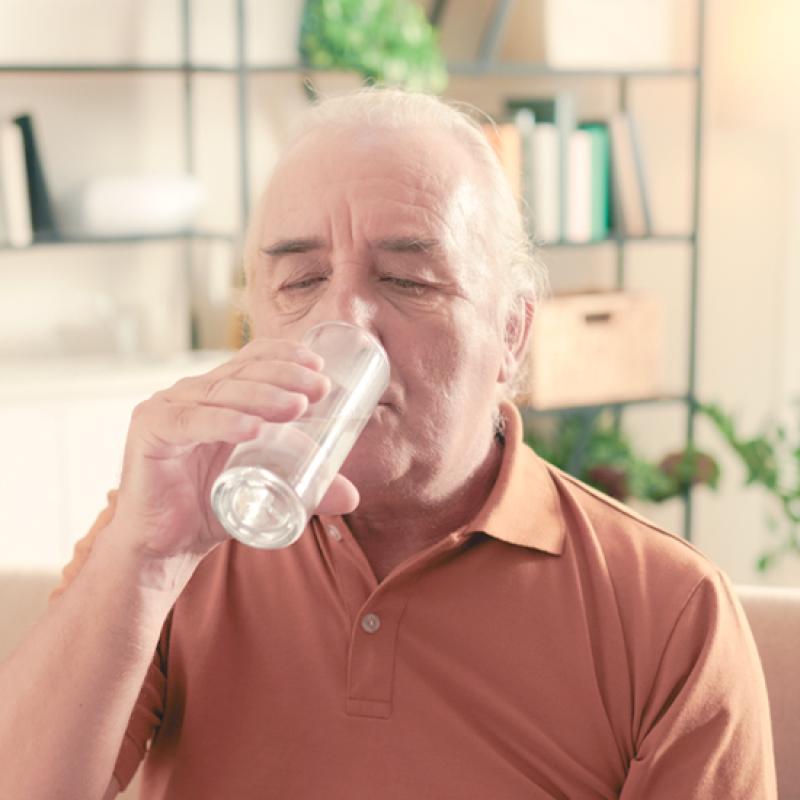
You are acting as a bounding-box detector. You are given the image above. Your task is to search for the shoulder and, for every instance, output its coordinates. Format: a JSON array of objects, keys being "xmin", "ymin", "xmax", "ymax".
[
  {"xmin": 541, "ymin": 459, "xmax": 727, "ymax": 630},
  {"xmin": 548, "ymin": 461, "xmax": 715, "ymax": 575}
]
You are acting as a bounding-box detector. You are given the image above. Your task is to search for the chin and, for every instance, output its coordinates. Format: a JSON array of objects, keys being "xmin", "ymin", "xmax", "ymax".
[{"xmin": 340, "ymin": 426, "xmax": 406, "ymax": 490}]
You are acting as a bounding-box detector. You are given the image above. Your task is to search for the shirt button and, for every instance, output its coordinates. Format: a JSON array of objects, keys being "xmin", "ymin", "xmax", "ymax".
[
  {"xmin": 326, "ymin": 524, "xmax": 342, "ymax": 541},
  {"xmin": 361, "ymin": 613, "xmax": 381, "ymax": 634}
]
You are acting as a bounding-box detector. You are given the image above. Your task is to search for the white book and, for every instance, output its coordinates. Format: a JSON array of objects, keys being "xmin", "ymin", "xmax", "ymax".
[
  {"xmin": 529, "ymin": 123, "xmax": 560, "ymax": 244},
  {"xmin": 566, "ymin": 129, "xmax": 592, "ymax": 243},
  {"xmin": 609, "ymin": 111, "xmax": 651, "ymax": 237},
  {"xmin": 0, "ymin": 119, "xmax": 33, "ymax": 247}
]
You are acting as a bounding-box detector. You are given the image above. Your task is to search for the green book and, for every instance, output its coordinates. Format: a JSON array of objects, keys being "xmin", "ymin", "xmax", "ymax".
[{"xmin": 579, "ymin": 122, "xmax": 611, "ymax": 241}]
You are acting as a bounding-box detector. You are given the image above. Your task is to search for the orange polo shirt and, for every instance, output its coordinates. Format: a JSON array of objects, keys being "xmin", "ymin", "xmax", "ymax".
[{"xmin": 54, "ymin": 403, "xmax": 776, "ymax": 799}]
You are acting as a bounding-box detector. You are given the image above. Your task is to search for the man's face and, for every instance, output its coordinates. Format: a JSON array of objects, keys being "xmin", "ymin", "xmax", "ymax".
[{"xmin": 247, "ymin": 125, "xmax": 512, "ymax": 501}]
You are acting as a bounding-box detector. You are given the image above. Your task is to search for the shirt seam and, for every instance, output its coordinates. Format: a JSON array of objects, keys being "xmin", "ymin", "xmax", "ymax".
[
  {"xmin": 632, "ymin": 571, "xmax": 717, "ymax": 760},
  {"xmin": 550, "ymin": 465, "xmax": 717, "ymax": 566}
]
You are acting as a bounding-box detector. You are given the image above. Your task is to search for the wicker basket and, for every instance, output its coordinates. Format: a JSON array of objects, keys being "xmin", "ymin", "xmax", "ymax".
[{"xmin": 521, "ymin": 290, "xmax": 664, "ymax": 409}]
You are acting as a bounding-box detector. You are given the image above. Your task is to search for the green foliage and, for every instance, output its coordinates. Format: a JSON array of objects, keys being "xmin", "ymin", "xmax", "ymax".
[
  {"xmin": 525, "ymin": 400, "xmax": 800, "ymax": 572},
  {"xmin": 697, "ymin": 401, "xmax": 800, "ymax": 571},
  {"xmin": 300, "ymin": 0, "xmax": 448, "ymax": 93},
  {"xmin": 524, "ymin": 411, "xmax": 718, "ymax": 506}
]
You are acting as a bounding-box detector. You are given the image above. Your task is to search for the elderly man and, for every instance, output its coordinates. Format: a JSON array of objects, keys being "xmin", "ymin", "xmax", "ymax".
[{"xmin": 0, "ymin": 88, "xmax": 775, "ymax": 799}]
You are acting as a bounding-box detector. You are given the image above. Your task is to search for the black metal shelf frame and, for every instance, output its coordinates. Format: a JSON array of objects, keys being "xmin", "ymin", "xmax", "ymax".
[
  {"xmin": 0, "ymin": 63, "xmax": 700, "ymax": 79},
  {"xmin": 431, "ymin": 0, "xmax": 707, "ymax": 540}
]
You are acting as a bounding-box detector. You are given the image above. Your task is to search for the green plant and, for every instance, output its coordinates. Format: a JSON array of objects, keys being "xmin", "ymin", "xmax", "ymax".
[
  {"xmin": 524, "ymin": 410, "xmax": 719, "ymax": 505},
  {"xmin": 300, "ymin": 0, "xmax": 447, "ymax": 93},
  {"xmin": 697, "ymin": 401, "xmax": 800, "ymax": 571},
  {"xmin": 524, "ymin": 400, "xmax": 800, "ymax": 573}
]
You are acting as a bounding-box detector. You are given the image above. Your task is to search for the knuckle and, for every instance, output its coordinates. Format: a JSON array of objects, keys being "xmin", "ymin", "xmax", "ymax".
[
  {"xmin": 203, "ymin": 377, "xmax": 222, "ymax": 403},
  {"xmin": 131, "ymin": 396, "xmax": 154, "ymax": 423},
  {"xmin": 174, "ymin": 404, "xmax": 192, "ymax": 431}
]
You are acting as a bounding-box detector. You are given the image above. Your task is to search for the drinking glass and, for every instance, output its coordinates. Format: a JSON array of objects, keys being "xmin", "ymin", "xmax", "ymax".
[{"xmin": 210, "ymin": 321, "xmax": 390, "ymax": 549}]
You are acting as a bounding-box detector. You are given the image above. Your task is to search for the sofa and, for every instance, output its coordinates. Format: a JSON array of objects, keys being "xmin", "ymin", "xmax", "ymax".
[{"xmin": 2, "ymin": 572, "xmax": 798, "ymax": 798}]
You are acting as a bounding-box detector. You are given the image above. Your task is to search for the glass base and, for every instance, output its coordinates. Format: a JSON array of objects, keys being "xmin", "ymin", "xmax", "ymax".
[{"xmin": 210, "ymin": 466, "xmax": 307, "ymax": 549}]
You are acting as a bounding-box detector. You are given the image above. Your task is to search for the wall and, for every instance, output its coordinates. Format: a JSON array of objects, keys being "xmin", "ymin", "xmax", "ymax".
[{"xmin": 692, "ymin": 0, "xmax": 800, "ymax": 586}]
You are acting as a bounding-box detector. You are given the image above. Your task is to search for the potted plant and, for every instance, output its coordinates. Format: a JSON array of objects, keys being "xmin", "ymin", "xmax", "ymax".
[
  {"xmin": 299, "ymin": 0, "xmax": 447, "ymax": 93},
  {"xmin": 524, "ymin": 400, "xmax": 800, "ymax": 572},
  {"xmin": 697, "ymin": 401, "xmax": 800, "ymax": 571},
  {"xmin": 524, "ymin": 410, "xmax": 719, "ymax": 506}
]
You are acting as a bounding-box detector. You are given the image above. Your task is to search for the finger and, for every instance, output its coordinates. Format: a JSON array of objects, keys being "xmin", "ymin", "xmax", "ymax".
[
  {"xmin": 227, "ymin": 360, "xmax": 331, "ymax": 401},
  {"xmin": 228, "ymin": 337, "xmax": 324, "ymax": 371},
  {"xmin": 201, "ymin": 359, "xmax": 330, "ymax": 403},
  {"xmin": 315, "ymin": 474, "xmax": 360, "ymax": 516},
  {"xmin": 133, "ymin": 398, "xmax": 304, "ymax": 453},
  {"xmin": 195, "ymin": 379, "xmax": 327, "ymax": 420}
]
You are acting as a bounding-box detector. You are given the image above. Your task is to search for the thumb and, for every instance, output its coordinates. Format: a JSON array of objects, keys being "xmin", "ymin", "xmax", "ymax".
[{"xmin": 315, "ymin": 473, "xmax": 360, "ymax": 516}]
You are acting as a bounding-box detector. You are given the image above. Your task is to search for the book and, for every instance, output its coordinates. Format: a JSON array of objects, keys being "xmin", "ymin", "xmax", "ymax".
[
  {"xmin": 507, "ymin": 93, "xmax": 576, "ymax": 242},
  {"xmin": 0, "ymin": 118, "xmax": 33, "ymax": 247},
  {"xmin": 481, "ymin": 121, "xmax": 522, "ymax": 201},
  {"xmin": 529, "ymin": 123, "xmax": 560, "ymax": 244},
  {"xmin": 566, "ymin": 128, "xmax": 592, "ymax": 243},
  {"xmin": 580, "ymin": 122, "xmax": 612, "ymax": 241},
  {"xmin": 608, "ymin": 111, "xmax": 652, "ymax": 237},
  {"xmin": 13, "ymin": 114, "xmax": 59, "ymax": 242}
]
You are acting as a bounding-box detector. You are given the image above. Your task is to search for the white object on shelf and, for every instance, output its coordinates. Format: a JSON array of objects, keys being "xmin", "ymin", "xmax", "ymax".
[
  {"xmin": 529, "ymin": 123, "xmax": 561, "ymax": 244},
  {"xmin": 544, "ymin": 0, "xmax": 673, "ymax": 69},
  {"xmin": 609, "ymin": 112, "xmax": 652, "ymax": 237},
  {"xmin": 566, "ymin": 129, "xmax": 592, "ymax": 243},
  {"xmin": 58, "ymin": 174, "xmax": 206, "ymax": 237},
  {"xmin": 0, "ymin": 119, "xmax": 33, "ymax": 247}
]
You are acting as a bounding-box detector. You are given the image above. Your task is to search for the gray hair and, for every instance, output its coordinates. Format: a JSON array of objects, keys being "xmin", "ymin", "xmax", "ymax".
[{"xmin": 239, "ymin": 85, "xmax": 550, "ymax": 405}]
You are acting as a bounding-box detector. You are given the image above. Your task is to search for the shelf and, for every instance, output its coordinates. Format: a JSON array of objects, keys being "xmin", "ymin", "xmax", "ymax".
[
  {"xmin": 0, "ymin": 231, "xmax": 694, "ymax": 252},
  {"xmin": 0, "ymin": 62, "xmax": 700, "ymax": 79},
  {"xmin": 447, "ymin": 63, "xmax": 700, "ymax": 79},
  {"xmin": 0, "ymin": 231, "xmax": 693, "ymax": 252},
  {"xmin": 540, "ymin": 233, "xmax": 695, "ymax": 249},
  {"xmin": 0, "ymin": 63, "xmax": 237, "ymax": 74},
  {"xmin": 0, "ymin": 230, "xmax": 238, "ymax": 251},
  {"xmin": 520, "ymin": 393, "xmax": 689, "ymax": 417}
]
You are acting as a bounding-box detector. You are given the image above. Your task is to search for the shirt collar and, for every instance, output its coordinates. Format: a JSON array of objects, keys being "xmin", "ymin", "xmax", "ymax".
[
  {"xmin": 319, "ymin": 401, "xmax": 565, "ymax": 557},
  {"xmin": 466, "ymin": 401, "xmax": 566, "ymax": 555}
]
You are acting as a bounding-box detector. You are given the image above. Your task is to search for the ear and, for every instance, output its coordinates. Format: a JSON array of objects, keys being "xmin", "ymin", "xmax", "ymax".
[{"xmin": 497, "ymin": 297, "xmax": 534, "ymax": 384}]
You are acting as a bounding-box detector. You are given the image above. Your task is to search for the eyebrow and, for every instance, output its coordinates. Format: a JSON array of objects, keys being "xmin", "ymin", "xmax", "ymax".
[
  {"xmin": 260, "ymin": 237, "xmax": 325, "ymax": 257},
  {"xmin": 373, "ymin": 236, "xmax": 444, "ymax": 255},
  {"xmin": 260, "ymin": 236, "xmax": 444, "ymax": 258}
]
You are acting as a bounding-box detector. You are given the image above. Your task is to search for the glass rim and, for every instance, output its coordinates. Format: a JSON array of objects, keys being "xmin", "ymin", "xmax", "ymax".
[{"xmin": 302, "ymin": 320, "xmax": 390, "ymax": 372}]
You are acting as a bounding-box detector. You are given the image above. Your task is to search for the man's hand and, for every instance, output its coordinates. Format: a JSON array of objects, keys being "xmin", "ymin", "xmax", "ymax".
[{"xmin": 112, "ymin": 337, "xmax": 360, "ymax": 565}]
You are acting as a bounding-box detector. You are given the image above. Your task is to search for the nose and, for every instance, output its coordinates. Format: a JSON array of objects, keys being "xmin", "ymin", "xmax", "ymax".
[{"xmin": 316, "ymin": 273, "xmax": 381, "ymax": 339}]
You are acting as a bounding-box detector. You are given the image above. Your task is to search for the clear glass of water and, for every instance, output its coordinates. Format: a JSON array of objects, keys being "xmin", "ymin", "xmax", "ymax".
[{"xmin": 210, "ymin": 321, "xmax": 390, "ymax": 549}]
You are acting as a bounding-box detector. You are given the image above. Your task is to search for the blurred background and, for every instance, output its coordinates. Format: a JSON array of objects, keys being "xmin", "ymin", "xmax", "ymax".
[{"xmin": 0, "ymin": 0, "xmax": 797, "ymax": 588}]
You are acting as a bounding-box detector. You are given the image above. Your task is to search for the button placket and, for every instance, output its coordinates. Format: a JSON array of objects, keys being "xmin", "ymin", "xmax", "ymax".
[{"xmin": 343, "ymin": 529, "xmax": 474, "ymax": 719}]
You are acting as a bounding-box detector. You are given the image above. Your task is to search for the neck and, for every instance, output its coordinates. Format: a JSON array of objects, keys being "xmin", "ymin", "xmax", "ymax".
[{"xmin": 345, "ymin": 427, "xmax": 505, "ymax": 581}]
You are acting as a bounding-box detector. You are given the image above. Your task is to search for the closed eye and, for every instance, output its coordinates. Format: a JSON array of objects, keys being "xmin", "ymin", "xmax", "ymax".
[
  {"xmin": 282, "ymin": 276, "xmax": 327, "ymax": 291},
  {"xmin": 382, "ymin": 277, "xmax": 428, "ymax": 291}
]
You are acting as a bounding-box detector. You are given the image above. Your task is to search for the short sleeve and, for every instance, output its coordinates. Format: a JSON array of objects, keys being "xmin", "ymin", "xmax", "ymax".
[
  {"xmin": 49, "ymin": 488, "xmax": 169, "ymax": 791},
  {"xmin": 621, "ymin": 570, "xmax": 777, "ymax": 799}
]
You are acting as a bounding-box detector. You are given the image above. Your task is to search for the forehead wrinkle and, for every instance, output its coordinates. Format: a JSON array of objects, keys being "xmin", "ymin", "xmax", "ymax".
[{"xmin": 260, "ymin": 129, "xmax": 491, "ymax": 280}]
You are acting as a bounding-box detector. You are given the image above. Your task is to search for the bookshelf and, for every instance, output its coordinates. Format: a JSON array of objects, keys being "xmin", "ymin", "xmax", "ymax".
[
  {"xmin": 0, "ymin": 0, "xmax": 706, "ymax": 540},
  {"xmin": 435, "ymin": 0, "xmax": 707, "ymax": 542}
]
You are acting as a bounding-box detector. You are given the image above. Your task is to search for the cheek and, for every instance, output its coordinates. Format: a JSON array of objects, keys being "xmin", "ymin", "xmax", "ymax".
[
  {"xmin": 397, "ymin": 317, "xmax": 501, "ymax": 403},
  {"xmin": 244, "ymin": 282, "xmax": 291, "ymax": 339}
]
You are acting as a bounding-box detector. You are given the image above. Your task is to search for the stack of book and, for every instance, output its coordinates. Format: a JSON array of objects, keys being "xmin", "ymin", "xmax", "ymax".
[
  {"xmin": 482, "ymin": 93, "xmax": 652, "ymax": 244},
  {"xmin": 0, "ymin": 113, "xmax": 59, "ymax": 248}
]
